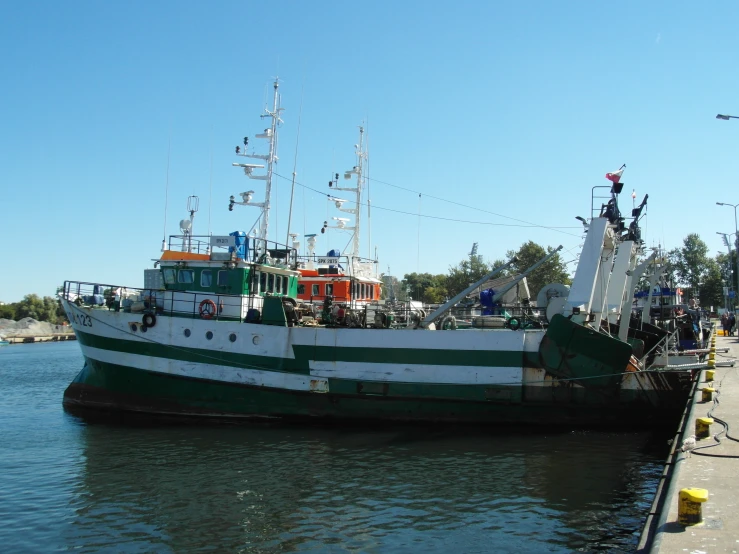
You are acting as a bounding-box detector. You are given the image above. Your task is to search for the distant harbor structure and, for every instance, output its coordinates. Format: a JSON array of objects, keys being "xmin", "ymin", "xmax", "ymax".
[{"xmin": 0, "ymin": 318, "xmax": 76, "ymax": 344}]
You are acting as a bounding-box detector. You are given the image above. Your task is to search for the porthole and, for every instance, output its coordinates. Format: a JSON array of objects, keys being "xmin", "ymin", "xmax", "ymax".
[
  {"xmin": 131, "ymin": 323, "xmax": 138, "ymax": 332},
  {"xmin": 206, "ymin": 331, "xmax": 213, "ymax": 340},
  {"xmin": 141, "ymin": 325, "xmax": 148, "ymax": 333},
  {"xmin": 252, "ymin": 335, "xmax": 261, "ymax": 345},
  {"xmin": 229, "ymin": 333, "xmax": 237, "ymax": 343},
  {"xmin": 184, "ymin": 328, "xmax": 191, "ymax": 337}
]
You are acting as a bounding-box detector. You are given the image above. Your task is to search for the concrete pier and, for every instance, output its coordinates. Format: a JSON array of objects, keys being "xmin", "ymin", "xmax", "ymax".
[
  {"xmin": 643, "ymin": 333, "xmax": 739, "ymax": 553},
  {"xmin": 2, "ymin": 333, "xmax": 76, "ymax": 344}
]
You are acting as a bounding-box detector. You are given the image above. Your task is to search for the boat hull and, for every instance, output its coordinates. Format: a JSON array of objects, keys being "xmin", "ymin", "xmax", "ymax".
[{"xmin": 61, "ymin": 300, "xmax": 690, "ymax": 428}]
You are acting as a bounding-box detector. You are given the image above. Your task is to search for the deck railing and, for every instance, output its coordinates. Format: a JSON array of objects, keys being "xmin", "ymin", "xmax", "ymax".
[{"xmin": 61, "ymin": 281, "xmax": 264, "ymax": 322}]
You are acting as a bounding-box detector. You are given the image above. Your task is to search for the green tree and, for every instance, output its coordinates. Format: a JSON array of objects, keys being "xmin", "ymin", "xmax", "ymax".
[
  {"xmin": 0, "ymin": 304, "xmax": 16, "ymax": 320},
  {"xmin": 700, "ymin": 259, "xmax": 724, "ymax": 310},
  {"xmin": 423, "ymin": 285, "xmax": 448, "ymax": 304},
  {"xmin": 506, "ymin": 241, "xmax": 571, "ymax": 299},
  {"xmin": 15, "ymin": 294, "xmax": 47, "ymax": 320},
  {"xmin": 10, "ymin": 294, "xmax": 63, "ymax": 323},
  {"xmin": 402, "ymin": 272, "xmax": 448, "ymax": 304},
  {"xmin": 668, "ymin": 234, "xmax": 711, "ymax": 302},
  {"xmin": 446, "ymin": 254, "xmax": 492, "ymax": 297},
  {"xmin": 716, "ymin": 251, "xmax": 738, "ymax": 302}
]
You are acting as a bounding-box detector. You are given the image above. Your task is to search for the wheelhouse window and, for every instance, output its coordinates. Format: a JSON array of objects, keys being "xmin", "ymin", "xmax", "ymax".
[
  {"xmin": 283, "ymin": 276, "xmax": 289, "ymax": 295},
  {"xmin": 252, "ymin": 270, "xmax": 261, "ymax": 294},
  {"xmin": 267, "ymin": 273, "xmax": 275, "ymax": 293},
  {"xmin": 298, "ymin": 284, "xmax": 305, "ymax": 295},
  {"xmin": 163, "ymin": 268, "xmax": 176, "ymax": 285},
  {"xmin": 178, "ymin": 270, "xmax": 194, "ymax": 284},
  {"xmin": 370, "ymin": 285, "xmax": 374, "ymax": 299},
  {"xmin": 217, "ymin": 270, "xmax": 229, "ymax": 286},
  {"xmin": 312, "ymin": 284, "xmax": 320, "ymax": 296},
  {"xmin": 326, "ymin": 283, "xmax": 334, "ymax": 296},
  {"xmin": 201, "ymin": 270, "xmax": 213, "ymax": 288},
  {"xmin": 260, "ymin": 272, "xmax": 267, "ymax": 293},
  {"xmin": 275, "ymin": 275, "xmax": 282, "ymax": 295}
]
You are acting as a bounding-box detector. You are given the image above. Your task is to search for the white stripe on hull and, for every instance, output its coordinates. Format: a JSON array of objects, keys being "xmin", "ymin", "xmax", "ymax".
[
  {"xmin": 308, "ymin": 361, "xmax": 522, "ymax": 385},
  {"xmin": 81, "ymin": 345, "xmax": 329, "ymax": 392}
]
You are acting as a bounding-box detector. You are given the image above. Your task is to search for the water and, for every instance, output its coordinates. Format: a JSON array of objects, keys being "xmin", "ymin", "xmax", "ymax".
[{"xmin": 0, "ymin": 341, "xmax": 671, "ymax": 553}]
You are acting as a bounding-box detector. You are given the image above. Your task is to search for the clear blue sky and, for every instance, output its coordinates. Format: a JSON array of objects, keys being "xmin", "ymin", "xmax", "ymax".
[{"xmin": 2, "ymin": 1, "xmax": 739, "ymax": 302}]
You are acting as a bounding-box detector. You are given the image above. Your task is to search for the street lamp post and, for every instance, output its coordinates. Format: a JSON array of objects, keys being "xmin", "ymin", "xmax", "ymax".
[
  {"xmin": 717, "ymin": 202, "xmax": 739, "ymax": 310},
  {"xmin": 717, "ymin": 231, "xmax": 736, "ymax": 311},
  {"xmin": 714, "ymin": 113, "xmax": 739, "ymax": 310}
]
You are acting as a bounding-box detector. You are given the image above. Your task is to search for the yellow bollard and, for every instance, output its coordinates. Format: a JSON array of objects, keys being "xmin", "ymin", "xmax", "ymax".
[
  {"xmin": 706, "ymin": 369, "xmax": 715, "ymax": 382},
  {"xmin": 678, "ymin": 488, "xmax": 708, "ymax": 525},
  {"xmin": 702, "ymin": 387, "xmax": 715, "ymax": 402},
  {"xmin": 707, "ymin": 353, "xmax": 716, "ymax": 370},
  {"xmin": 696, "ymin": 417, "xmax": 714, "ymax": 439}
]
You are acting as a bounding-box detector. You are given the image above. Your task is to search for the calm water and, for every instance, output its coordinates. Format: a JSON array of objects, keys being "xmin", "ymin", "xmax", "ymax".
[{"xmin": 0, "ymin": 341, "xmax": 671, "ymax": 553}]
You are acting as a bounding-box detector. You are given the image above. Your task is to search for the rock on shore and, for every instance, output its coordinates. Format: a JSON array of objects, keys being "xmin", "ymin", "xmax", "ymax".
[{"xmin": 0, "ymin": 318, "xmax": 68, "ymax": 336}]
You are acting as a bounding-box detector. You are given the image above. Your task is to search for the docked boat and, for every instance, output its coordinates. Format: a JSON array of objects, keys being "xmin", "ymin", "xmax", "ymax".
[
  {"xmin": 294, "ymin": 128, "xmax": 382, "ymax": 317},
  {"xmin": 59, "ymin": 84, "xmax": 693, "ymax": 427}
]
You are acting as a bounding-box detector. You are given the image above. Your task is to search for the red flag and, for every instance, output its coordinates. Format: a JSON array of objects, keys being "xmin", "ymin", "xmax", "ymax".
[{"xmin": 605, "ymin": 168, "xmax": 624, "ymax": 183}]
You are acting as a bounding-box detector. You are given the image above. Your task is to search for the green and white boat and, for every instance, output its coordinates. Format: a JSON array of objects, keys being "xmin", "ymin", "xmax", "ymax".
[{"xmin": 60, "ymin": 84, "xmax": 692, "ymax": 427}]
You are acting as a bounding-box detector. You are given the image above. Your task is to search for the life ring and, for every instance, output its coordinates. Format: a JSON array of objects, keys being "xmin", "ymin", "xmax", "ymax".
[
  {"xmin": 142, "ymin": 313, "xmax": 156, "ymax": 328},
  {"xmin": 199, "ymin": 299, "xmax": 217, "ymax": 319},
  {"xmin": 508, "ymin": 317, "xmax": 521, "ymax": 331}
]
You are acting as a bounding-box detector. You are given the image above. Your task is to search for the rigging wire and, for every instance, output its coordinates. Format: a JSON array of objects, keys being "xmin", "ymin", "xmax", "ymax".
[
  {"xmin": 286, "ymin": 84, "xmax": 304, "ymax": 246},
  {"xmin": 208, "ymin": 125, "xmax": 213, "ymax": 238},
  {"xmin": 417, "ymin": 193, "xmax": 421, "ymax": 271},
  {"xmin": 365, "ymin": 175, "xmax": 581, "ymax": 232},
  {"xmin": 161, "ymin": 133, "xmax": 171, "ymax": 251},
  {"xmin": 364, "ymin": 118, "xmax": 372, "ymax": 260},
  {"xmin": 272, "ymin": 172, "xmax": 583, "ymax": 237}
]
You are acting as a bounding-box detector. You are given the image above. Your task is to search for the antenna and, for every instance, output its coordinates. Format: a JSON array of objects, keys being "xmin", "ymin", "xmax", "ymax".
[
  {"xmin": 365, "ymin": 117, "xmax": 371, "ymax": 260},
  {"xmin": 286, "ymin": 84, "xmax": 304, "ymax": 247},
  {"xmin": 181, "ymin": 195, "xmax": 199, "ymax": 252},
  {"xmin": 470, "ymin": 242, "xmax": 479, "ymax": 257},
  {"xmin": 208, "ymin": 126, "xmax": 213, "ymax": 241},
  {"xmin": 162, "ymin": 133, "xmax": 171, "ymax": 252}
]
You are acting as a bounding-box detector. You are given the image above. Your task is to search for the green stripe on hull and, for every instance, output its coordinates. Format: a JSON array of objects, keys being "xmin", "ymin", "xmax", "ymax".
[
  {"xmin": 75, "ymin": 329, "xmax": 542, "ymax": 375},
  {"xmin": 305, "ymin": 345, "xmax": 526, "ymax": 367},
  {"xmin": 63, "ymin": 357, "xmax": 686, "ymax": 427},
  {"xmin": 76, "ymin": 330, "xmax": 308, "ymax": 374}
]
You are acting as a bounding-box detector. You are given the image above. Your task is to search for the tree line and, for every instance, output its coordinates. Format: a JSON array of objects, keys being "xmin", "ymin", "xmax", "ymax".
[
  {"xmin": 392, "ymin": 232, "xmax": 736, "ymax": 310},
  {"xmin": 0, "ymin": 294, "xmax": 67, "ymax": 324},
  {"xmin": 395, "ymin": 241, "xmax": 572, "ymax": 304},
  {"xmin": 666, "ymin": 233, "xmax": 737, "ymax": 310}
]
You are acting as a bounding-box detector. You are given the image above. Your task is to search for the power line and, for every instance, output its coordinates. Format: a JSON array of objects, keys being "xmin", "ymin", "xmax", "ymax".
[
  {"xmin": 365, "ymin": 175, "xmax": 578, "ymax": 231},
  {"xmin": 273, "ymin": 172, "xmax": 583, "ymax": 237}
]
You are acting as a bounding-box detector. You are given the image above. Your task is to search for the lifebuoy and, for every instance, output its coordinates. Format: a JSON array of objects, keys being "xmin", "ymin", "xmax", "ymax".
[
  {"xmin": 142, "ymin": 313, "xmax": 156, "ymax": 328},
  {"xmin": 508, "ymin": 317, "xmax": 521, "ymax": 331},
  {"xmin": 199, "ymin": 299, "xmax": 217, "ymax": 319}
]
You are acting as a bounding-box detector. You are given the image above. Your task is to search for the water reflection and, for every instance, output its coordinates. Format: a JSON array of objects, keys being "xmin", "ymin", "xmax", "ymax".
[
  {"xmin": 67, "ymin": 424, "xmax": 666, "ymax": 553},
  {"xmin": 0, "ymin": 343, "xmax": 668, "ymax": 553}
]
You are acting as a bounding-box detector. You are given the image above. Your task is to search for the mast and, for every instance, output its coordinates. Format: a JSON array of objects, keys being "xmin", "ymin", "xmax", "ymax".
[
  {"xmin": 231, "ymin": 79, "xmax": 283, "ymax": 242},
  {"xmin": 352, "ymin": 126, "xmax": 365, "ymax": 260},
  {"xmin": 328, "ymin": 126, "xmax": 366, "ymax": 261}
]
